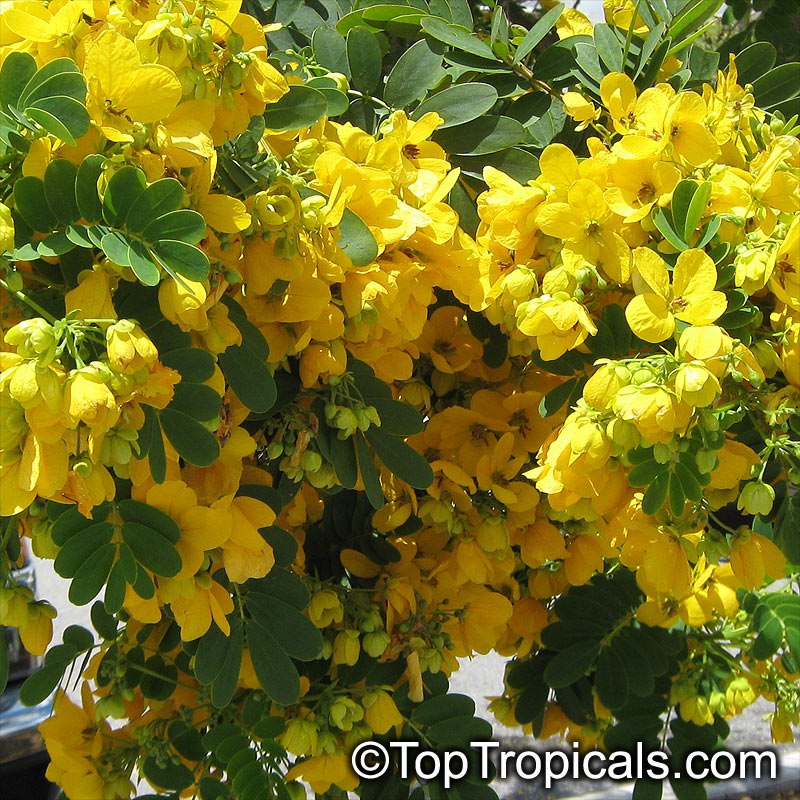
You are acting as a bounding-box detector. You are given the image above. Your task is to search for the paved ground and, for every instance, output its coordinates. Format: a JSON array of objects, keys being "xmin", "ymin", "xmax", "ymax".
[{"xmin": 33, "ymin": 559, "xmax": 799, "ymax": 799}]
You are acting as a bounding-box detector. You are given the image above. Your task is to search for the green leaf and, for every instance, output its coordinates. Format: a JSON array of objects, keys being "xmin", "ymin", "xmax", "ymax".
[
  {"xmin": 249, "ymin": 567, "xmax": 309, "ymax": 610},
  {"xmin": 595, "ymin": 645, "xmax": 629, "ymax": 710},
  {"xmin": 734, "ymin": 42, "xmax": 777, "ymax": 85},
  {"xmin": 365, "ymin": 427, "xmax": 433, "ymax": 489},
  {"xmin": 14, "ymin": 176, "xmax": 56, "ymax": 232},
  {"xmin": 412, "ymin": 82, "xmax": 498, "ymax": 129},
  {"xmin": 127, "ymin": 240, "xmax": 162, "ymax": 286},
  {"xmin": 245, "ymin": 593, "xmax": 322, "ymax": 661},
  {"xmin": 91, "ymin": 601, "xmax": 118, "ymax": 640},
  {"xmin": 138, "ymin": 406, "xmax": 167, "ymax": 483},
  {"xmin": 356, "ymin": 433, "xmax": 385, "ymax": 510},
  {"xmin": 514, "ymin": 3, "xmax": 564, "ymax": 63},
  {"xmin": 75, "ymin": 154, "xmax": 105, "ymax": 223},
  {"xmin": 330, "ymin": 433, "xmax": 358, "ymax": 488},
  {"xmin": 538, "ymin": 378, "xmax": 577, "ymax": 418},
  {"xmin": 160, "ymin": 347, "xmax": 216, "ymax": 383},
  {"xmin": 101, "ymin": 230, "xmax": 133, "ymax": 267},
  {"xmin": 51, "ymin": 506, "xmax": 96, "ymax": 545},
  {"xmin": 669, "ymin": 180, "xmax": 697, "ymax": 238},
  {"xmin": 140, "ymin": 654, "xmax": 178, "ymax": 701},
  {"xmin": 169, "ymin": 720, "xmax": 206, "ymax": 761},
  {"xmin": 668, "ymin": 471, "xmax": 687, "ymax": 517},
  {"xmin": 628, "ymin": 459, "xmax": 662, "ymax": 488},
  {"xmin": 122, "ymin": 521, "xmax": 182, "ymax": 577},
  {"xmin": 370, "ymin": 398, "xmax": 424, "ymax": 435},
  {"xmin": 490, "ymin": 5, "xmax": 509, "ymax": 48},
  {"xmin": 159, "ymin": 407, "xmax": 220, "ymax": 467},
  {"xmin": 246, "ymin": 620, "xmax": 300, "ymax": 706},
  {"xmin": 434, "ymin": 115, "xmax": 526, "ymax": 155},
  {"xmin": 170, "ymin": 383, "xmax": 222, "ymax": 421},
  {"xmin": 259, "ymin": 526, "xmax": 298, "ymax": 568},
  {"xmin": 44, "ymin": 159, "xmax": 79, "ymax": 225},
  {"xmin": 752, "ymin": 63, "xmax": 800, "ymax": 109},
  {"xmin": 68, "ymin": 542, "xmax": 116, "ymax": 606},
  {"xmin": 263, "ymin": 85, "xmax": 328, "ymax": 131},
  {"xmin": 218, "ymin": 343, "xmax": 276, "ymax": 414},
  {"xmin": 37, "ymin": 232, "xmax": 74, "ymax": 258},
  {"xmin": 142, "ymin": 756, "xmax": 193, "ymax": 792},
  {"xmin": 54, "ymin": 522, "xmax": 114, "ymax": 578},
  {"xmin": 143, "ymin": 210, "xmax": 206, "ymax": 244},
  {"xmin": 346, "ymin": 26, "xmax": 382, "ymax": 94},
  {"xmin": 543, "ymin": 640, "xmax": 600, "ymax": 688},
  {"xmin": 103, "ymin": 166, "xmax": 147, "ymax": 226},
  {"xmin": 19, "ymin": 663, "xmax": 65, "ymax": 707},
  {"xmin": 152, "ymin": 239, "xmax": 211, "ymax": 282},
  {"xmin": 337, "ymin": 207, "xmax": 379, "ymax": 267},
  {"xmin": 669, "ymin": 0, "xmax": 724, "ymax": 43},
  {"xmin": 594, "ymin": 23, "xmax": 624, "ymax": 72},
  {"xmin": 1, "ymin": 52, "xmax": 37, "ymax": 111},
  {"xmin": 312, "ymin": 27, "xmax": 349, "ymax": 75},
  {"xmin": 211, "ymin": 619, "xmax": 243, "ymax": 708},
  {"xmin": 420, "ymin": 17, "xmax": 497, "ymax": 60},
  {"xmin": 125, "ymin": 178, "xmax": 185, "ymax": 232},
  {"xmin": 635, "ymin": 23, "xmax": 667, "ymax": 80},
  {"xmin": 634, "ymin": 777, "xmax": 664, "ymax": 800},
  {"xmin": 26, "ymin": 95, "xmax": 89, "ymax": 146},
  {"xmin": 453, "ymin": 147, "xmax": 539, "ymax": 183},
  {"xmin": 17, "ymin": 59, "xmax": 84, "ymax": 106},
  {"xmin": 384, "ymin": 39, "xmax": 444, "ymax": 108},
  {"xmin": 195, "ymin": 623, "xmax": 231, "ymax": 686},
  {"xmin": 427, "ymin": 715, "xmax": 493, "ymax": 746},
  {"xmin": 317, "ymin": 86, "xmax": 348, "ymax": 116},
  {"xmin": 652, "ymin": 207, "xmax": 687, "ymax": 251},
  {"xmin": 642, "ymin": 471, "xmax": 669, "ymax": 515},
  {"xmin": 412, "ymin": 693, "xmax": 475, "ymax": 725}
]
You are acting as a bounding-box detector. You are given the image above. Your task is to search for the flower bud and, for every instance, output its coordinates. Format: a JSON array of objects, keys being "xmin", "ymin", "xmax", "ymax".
[{"xmin": 737, "ymin": 481, "xmax": 774, "ymax": 516}]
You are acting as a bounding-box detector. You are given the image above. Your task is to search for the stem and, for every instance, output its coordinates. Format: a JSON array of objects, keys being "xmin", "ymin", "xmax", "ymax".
[
  {"xmin": 347, "ymin": 90, "xmax": 391, "ymax": 111},
  {"xmin": 0, "ymin": 279, "xmax": 57, "ymax": 323}
]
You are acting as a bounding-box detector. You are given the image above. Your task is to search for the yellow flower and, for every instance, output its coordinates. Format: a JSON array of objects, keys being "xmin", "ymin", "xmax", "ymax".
[
  {"xmin": 285, "ymin": 753, "xmax": 359, "ymax": 795},
  {"xmin": 606, "ymin": 154, "xmax": 680, "ymax": 223},
  {"xmin": 666, "ymin": 92, "xmax": 722, "ymax": 167},
  {"xmin": 442, "ymin": 584, "xmax": 513, "ymax": 656},
  {"xmin": 158, "ymin": 276, "xmax": 210, "ymax": 331},
  {"xmin": 416, "ymin": 306, "xmax": 483, "ymax": 374},
  {"xmin": 0, "ymin": 202, "xmax": 14, "ymax": 253},
  {"xmin": 603, "ymin": 0, "xmax": 649, "ymax": 33},
  {"xmin": 516, "ymin": 295, "xmax": 598, "ymax": 360},
  {"xmin": 611, "ymin": 385, "xmax": 692, "ymax": 444},
  {"xmin": 625, "ymin": 248, "xmax": 727, "ymax": 343},
  {"xmin": 106, "ymin": 320, "xmax": 158, "ymax": 374},
  {"xmin": 280, "ymin": 718, "xmax": 319, "ymax": 756},
  {"xmin": 308, "ymin": 588, "xmax": 344, "ymax": 628},
  {"xmin": 83, "ymin": 30, "xmax": 182, "ymax": 141},
  {"xmin": 673, "ymin": 362, "xmax": 721, "ymax": 407},
  {"xmin": 216, "ymin": 494, "xmax": 276, "ymax": 583},
  {"xmin": 729, "ymin": 529, "xmax": 785, "ymax": 589},
  {"xmin": 332, "ymin": 629, "xmax": 360, "ymax": 666},
  {"xmin": 65, "ymin": 269, "xmax": 118, "ymax": 322},
  {"xmin": 535, "ymin": 179, "xmax": 631, "ymax": 283},
  {"xmin": 363, "ymin": 689, "xmax": 403, "ymax": 735},
  {"xmin": 18, "ymin": 600, "xmax": 56, "ymax": 655},
  {"xmin": 64, "ymin": 366, "xmax": 120, "ymax": 433},
  {"xmin": 556, "ymin": 8, "xmax": 593, "ymax": 38},
  {"xmin": 562, "ymin": 92, "xmax": 597, "ymax": 129},
  {"xmin": 162, "ymin": 571, "xmax": 235, "ymax": 641},
  {"xmin": 143, "ymin": 481, "xmax": 231, "ymax": 579}
]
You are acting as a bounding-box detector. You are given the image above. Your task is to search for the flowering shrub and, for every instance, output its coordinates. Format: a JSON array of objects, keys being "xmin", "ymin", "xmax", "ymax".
[{"xmin": 0, "ymin": 1, "xmax": 798, "ymax": 798}]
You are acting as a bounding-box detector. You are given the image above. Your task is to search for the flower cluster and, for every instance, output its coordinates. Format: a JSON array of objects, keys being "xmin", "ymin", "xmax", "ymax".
[{"xmin": 0, "ymin": 1, "xmax": 798, "ymax": 798}]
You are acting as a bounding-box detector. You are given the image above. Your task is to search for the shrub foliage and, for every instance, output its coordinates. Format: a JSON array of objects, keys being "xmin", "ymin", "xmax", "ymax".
[{"xmin": 0, "ymin": 1, "xmax": 798, "ymax": 799}]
